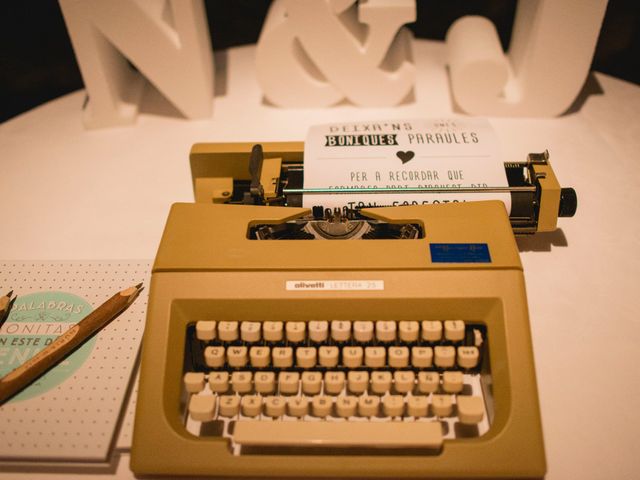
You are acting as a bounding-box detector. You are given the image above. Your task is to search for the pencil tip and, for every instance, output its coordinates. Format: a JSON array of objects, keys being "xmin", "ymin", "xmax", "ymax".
[
  {"xmin": 134, "ymin": 282, "xmax": 143, "ymax": 290},
  {"xmin": 6, "ymin": 290, "xmax": 13, "ymax": 298}
]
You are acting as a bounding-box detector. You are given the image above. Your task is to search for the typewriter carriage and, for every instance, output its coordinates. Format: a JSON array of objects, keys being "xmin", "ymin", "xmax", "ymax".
[{"xmin": 189, "ymin": 142, "xmax": 576, "ymax": 235}]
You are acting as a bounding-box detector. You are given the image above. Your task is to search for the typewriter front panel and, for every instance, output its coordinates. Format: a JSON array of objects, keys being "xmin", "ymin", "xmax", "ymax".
[{"xmin": 132, "ymin": 268, "xmax": 545, "ymax": 478}]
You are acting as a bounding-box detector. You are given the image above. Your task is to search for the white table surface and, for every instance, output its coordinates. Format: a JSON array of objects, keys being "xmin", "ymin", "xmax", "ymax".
[{"xmin": 1, "ymin": 40, "xmax": 639, "ymax": 479}]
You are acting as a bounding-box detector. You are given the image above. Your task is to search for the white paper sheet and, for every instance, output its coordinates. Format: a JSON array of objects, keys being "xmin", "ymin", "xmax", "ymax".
[
  {"xmin": 302, "ymin": 118, "xmax": 511, "ymax": 212},
  {"xmin": 0, "ymin": 261, "xmax": 150, "ymax": 464}
]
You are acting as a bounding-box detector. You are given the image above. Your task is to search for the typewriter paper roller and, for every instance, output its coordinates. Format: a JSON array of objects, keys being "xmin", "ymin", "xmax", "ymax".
[{"xmin": 189, "ymin": 142, "xmax": 576, "ymax": 235}]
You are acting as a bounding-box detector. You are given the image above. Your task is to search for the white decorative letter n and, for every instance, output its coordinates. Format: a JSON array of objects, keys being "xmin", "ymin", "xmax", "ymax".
[{"xmin": 60, "ymin": 0, "xmax": 214, "ymax": 129}]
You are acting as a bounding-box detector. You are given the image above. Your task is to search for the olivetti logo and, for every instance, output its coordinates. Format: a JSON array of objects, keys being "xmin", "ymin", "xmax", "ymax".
[
  {"xmin": 396, "ymin": 150, "xmax": 415, "ymax": 164},
  {"xmin": 294, "ymin": 281, "xmax": 325, "ymax": 289}
]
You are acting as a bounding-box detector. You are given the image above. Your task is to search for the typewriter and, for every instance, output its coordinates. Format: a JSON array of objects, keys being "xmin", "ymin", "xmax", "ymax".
[{"xmin": 131, "ymin": 142, "xmax": 576, "ymax": 477}]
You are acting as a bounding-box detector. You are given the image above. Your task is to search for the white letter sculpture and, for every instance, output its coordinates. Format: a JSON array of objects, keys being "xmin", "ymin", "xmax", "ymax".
[
  {"xmin": 446, "ymin": 0, "xmax": 607, "ymax": 117},
  {"xmin": 60, "ymin": 0, "xmax": 214, "ymax": 129},
  {"xmin": 256, "ymin": 0, "xmax": 416, "ymax": 108}
]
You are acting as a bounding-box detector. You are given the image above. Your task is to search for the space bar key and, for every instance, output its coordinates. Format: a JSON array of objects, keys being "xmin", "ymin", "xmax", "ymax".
[{"xmin": 233, "ymin": 421, "xmax": 443, "ymax": 449}]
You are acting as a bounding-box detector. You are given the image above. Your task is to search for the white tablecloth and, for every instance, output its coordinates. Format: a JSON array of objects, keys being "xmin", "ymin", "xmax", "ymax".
[{"xmin": 1, "ymin": 40, "xmax": 639, "ymax": 479}]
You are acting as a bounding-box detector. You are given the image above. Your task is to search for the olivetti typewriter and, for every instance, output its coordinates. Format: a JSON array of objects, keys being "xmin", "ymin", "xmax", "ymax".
[{"xmin": 131, "ymin": 142, "xmax": 576, "ymax": 477}]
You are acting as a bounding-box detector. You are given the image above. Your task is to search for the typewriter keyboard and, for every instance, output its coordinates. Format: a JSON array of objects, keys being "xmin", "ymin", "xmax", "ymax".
[{"xmin": 182, "ymin": 320, "xmax": 491, "ymax": 453}]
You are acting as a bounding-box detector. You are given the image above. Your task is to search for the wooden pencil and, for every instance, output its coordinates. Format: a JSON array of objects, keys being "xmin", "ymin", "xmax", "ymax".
[
  {"xmin": 0, "ymin": 284, "xmax": 143, "ymax": 404},
  {"xmin": 0, "ymin": 290, "xmax": 15, "ymax": 329}
]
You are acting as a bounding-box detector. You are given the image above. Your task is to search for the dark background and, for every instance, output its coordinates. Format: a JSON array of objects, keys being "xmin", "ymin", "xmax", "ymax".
[{"xmin": 1, "ymin": 0, "xmax": 638, "ymax": 123}]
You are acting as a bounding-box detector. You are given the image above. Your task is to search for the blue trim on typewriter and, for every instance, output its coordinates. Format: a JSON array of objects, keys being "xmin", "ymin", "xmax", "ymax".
[{"xmin": 429, "ymin": 243, "xmax": 492, "ymax": 263}]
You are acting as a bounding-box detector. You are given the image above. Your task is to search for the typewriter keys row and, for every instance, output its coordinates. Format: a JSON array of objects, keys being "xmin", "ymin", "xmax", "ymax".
[
  {"xmin": 185, "ymin": 370, "xmax": 471, "ymax": 396},
  {"xmin": 195, "ymin": 320, "xmax": 476, "ymax": 344},
  {"xmin": 188, "ymin": 392, "xmax": 484, "ymax": 424},
  {"xmin": 199, "ymin": 344, "xmax": 480, "ymax": 370}
]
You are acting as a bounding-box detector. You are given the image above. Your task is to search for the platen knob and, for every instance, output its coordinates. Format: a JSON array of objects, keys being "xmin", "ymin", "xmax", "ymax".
[{"xmin": 558, "ymin": 188, "xmax": 577, "ymax": 217}]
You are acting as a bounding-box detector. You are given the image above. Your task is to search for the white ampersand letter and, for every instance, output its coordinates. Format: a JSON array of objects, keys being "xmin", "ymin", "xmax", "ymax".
[{"xmin": 256, "ymin": 0, "xmax": 416, "ymax": 108}]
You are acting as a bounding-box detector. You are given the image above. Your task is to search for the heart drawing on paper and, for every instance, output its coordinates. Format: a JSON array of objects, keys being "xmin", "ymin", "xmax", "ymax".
[{"xmin": 396, "ymin": 150, "xmax": 415, "ymax": 164}]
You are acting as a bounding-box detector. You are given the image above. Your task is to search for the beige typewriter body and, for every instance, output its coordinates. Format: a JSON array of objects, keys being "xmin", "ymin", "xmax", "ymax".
[{"xmin": 131, "ymin": 143, "xmax": 547, "ymax": 478}]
